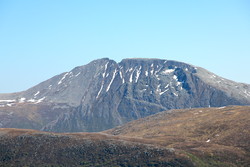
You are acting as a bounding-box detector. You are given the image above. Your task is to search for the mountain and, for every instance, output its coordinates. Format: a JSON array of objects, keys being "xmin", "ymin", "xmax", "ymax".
[
  {"xmin": 0, "ymin": 58, "xmax": 250, "ymax": 132},
  {"xmin": 1, "ymin": 106, "xmax": 249, "ymax": 166}
]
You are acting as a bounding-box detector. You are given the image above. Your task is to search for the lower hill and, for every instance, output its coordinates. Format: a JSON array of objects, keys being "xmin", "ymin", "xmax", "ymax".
[
  {"xmin": 0, "ymin": 105, "xmax": 249, "ymax": 166},
  {"xmin": 0, "ymin": 129, "xmax": 192, "ymax": 167},
  {"xmin": 106, "ymin": 105, "xmax": 250, "ymax": 167}
]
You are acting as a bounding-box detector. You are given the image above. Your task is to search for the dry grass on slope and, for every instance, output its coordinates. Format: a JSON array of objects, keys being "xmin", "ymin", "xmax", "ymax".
[
  {"xmin": 0, "ymin": 128, "xmax": 193, "ymax": 167},
  {"xmin": 106, "ymin": 106, "xmax": 250, "ymax": 166}
]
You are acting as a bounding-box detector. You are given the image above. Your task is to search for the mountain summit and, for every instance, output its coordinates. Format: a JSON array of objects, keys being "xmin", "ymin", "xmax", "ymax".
[{"xmin": 0, "ymin": 58, "xmax": 250, "ymax": 132}]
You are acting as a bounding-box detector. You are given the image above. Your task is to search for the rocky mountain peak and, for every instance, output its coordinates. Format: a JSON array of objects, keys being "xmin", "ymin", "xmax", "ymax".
[{"xmin": 0, "ymin": 58, "xmax": 250, "ymax": 132}]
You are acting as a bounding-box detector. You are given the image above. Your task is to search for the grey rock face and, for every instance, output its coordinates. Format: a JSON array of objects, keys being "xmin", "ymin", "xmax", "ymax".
[{"xmin": 1, "ymin": 58, "xmax": 250, "ymax": 132}]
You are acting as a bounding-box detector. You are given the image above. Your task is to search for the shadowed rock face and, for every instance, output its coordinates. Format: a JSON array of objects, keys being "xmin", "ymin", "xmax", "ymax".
[{"xmin": 0, "ymin": 58, "xmax": 250, "ymax": 132}]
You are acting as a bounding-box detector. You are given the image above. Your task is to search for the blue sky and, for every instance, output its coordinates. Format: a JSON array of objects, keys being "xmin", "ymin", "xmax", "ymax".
[{"xmin": 0, "ymin": 0, "xmax": 250, "ymax": 93}]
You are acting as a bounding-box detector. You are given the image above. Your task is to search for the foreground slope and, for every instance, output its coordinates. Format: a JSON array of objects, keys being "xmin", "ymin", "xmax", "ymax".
[
  {"xmin": 0, "ymin": 106, "xmax": 249, "ymax": 166},
  {"xmin": 0, "ymin": 128, "xmax": 193, "ymax": 167},
  {"xmin": 1, "ymin": 58, "xmax": 250, "ymax": 132},
  {"xmin": 106, "ymin": 105, "xmax": 250, "ymax": 166}
]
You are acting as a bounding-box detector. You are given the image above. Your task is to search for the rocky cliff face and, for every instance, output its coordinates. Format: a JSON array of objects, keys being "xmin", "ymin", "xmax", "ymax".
[{"xmin": 0, "ymin": 58, "xmax": 250, "ymax": 132}]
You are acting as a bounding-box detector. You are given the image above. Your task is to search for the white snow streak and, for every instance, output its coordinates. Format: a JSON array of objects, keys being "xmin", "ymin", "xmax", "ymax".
[
  {"xmin": 28, "ymin": 99, "xmax": 36, "ymax": 103},
  {"xmin": 162, "ymin": 69, "xmax": 175, "ymax": 74},
  {"xmin": 176, "ymin": 82, "xmax": 182, "ymax": 86},
  {"xmin": 135, "ymin": 66, "xmax": 141, "ymax": 83},
  {"xmin": 173, "ymin": 92, "xmax": 178, "ymax": 96},
  {"xmin": 128, "ymin": 68, "xmax": 133, "ymax": 72},
  {"xmin": 96, "ymin": 84, "xmax": 104, "ymax": 99},
  {"xmin": 119, "ymin": 71, "xmax": 125, "ymax": 84},
  {"xmin": 58, "ymin": 73, "xmax": 69, "ymax": 85},
  {"xmin": 75, "ymin": 72, "xmax": 81, "ymax": 77},
  {"xmin": 35, "ymin": 97, "xmax": 46, "ymax": 104},
  {"xmin": 0, "ymin": 100, "xmax": 16, "ymax": 102},
  {"xmin": 156, "ymin": 84, "xmax": 161, "ymax": 92},
  {"xmin": 159, "ymin": 89, "xmax": 169, "ymax": 95},
  {"xmin": 102, "ymin": 62, "xmax": 109, "ymax": 78},
  {"xmin": 19, "ymin": 98, "xmax": 26, "ymax": 103},
  {"xmin": 34, "ymin": 91, "xmax": 40, "ymax": 97},
  {"xmin": 244, "ymin": 90, "xmax": 250, "ymax": 97},
  {"xmin": 129, "ymin": 69, "xmax": 135, "ymax": 82},
  {"xmin": 145, "ymin": 71, "xmax": 148, "ymax": 76},
  {"xmin": 150, "ymin": 68, "xmax": 154, "ymax": 75},
  {"xmin": 106, "ymin": 69, "xmax": 117, "ymax": 92}
]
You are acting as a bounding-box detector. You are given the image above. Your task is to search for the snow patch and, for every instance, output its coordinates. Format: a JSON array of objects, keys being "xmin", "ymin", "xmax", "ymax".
[
  {"xmin": 34, "ymin": 91, "xmax": 40, "ymax": 97},
  {"xmin": 129, "ymin": 69, "xmax": 135, "ymax": 82},
  {"xmin": 145, "ymin": 71, "xmax": 148, "ymax": 76},
  {"xmin": 173, "ymin": 75, "xmax": 178, "ymax": 80},
  {"xmin": 96, "ymin": 83, "xmax": 104, "ymax": 99},
  {"xmin": 150, "ymin": 68, "xmax": 154, "ymax": 75},
  {"xmin": 162, "ymin": 69, "xmax": 174, "ymax": 74},
  {"xmin": 244, "ymin": 90, "xmax": 250, "ymax": 97},
  {"xmin": 135, "ymin": 66, "xmax": 141, "ymax": 83},
  {"xmin": 176, "ymin": 82, "xmax": 182, "ymax": 86},
  {"xmin": 19, "ymin": 98, "xmax": 26, "ymax": 103},
  {"xmin": 0, "ymin": 100, "xmax": 16, "ymax": 102},
  {"xmin": 119, "ymin": 71, "xmax": 125, "ymax": 84},
  {"xmin": 156, "ymin": 84, "xmax": 161, "ymax": 92},
  {"xmin": 106, "ymin": 69, "xmax": 117, "ymax": 92},
  {"xmin": 58, "ymin": 73, "xmax": 69, "ymax": 85},
  {"xmin": 102, "ymin": 63, "xmax": 109, "ymax": 78},
  {"xmin": 35, "ymin": 97, "xmax": 46, "ymax": 104},
  {"xmin": 173, "ymin": 92, "xmax": 178, "ymax": 96},
  {"xmin": 28, "ymin": 99, "xmax": 36, "ymax": 103},
  {"xmin": 75, "ymin": 72, "xmax": 81, "ymax": 77},
  {"xmin": 128, "ymin": 68, "xmax": 133, "ymax": 72},
  {"xmin": 159, "ymin": 89, "xmax": 169, "ymax": 95}
]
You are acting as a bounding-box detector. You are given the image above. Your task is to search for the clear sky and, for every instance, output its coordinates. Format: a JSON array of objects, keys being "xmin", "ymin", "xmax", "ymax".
[{"xmin": 0, "ymin": 0, "xmax": 250, "ymax": 93}]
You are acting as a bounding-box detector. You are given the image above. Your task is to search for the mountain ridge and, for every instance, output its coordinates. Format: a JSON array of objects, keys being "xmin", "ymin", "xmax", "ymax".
[{"xmin": 0, "ymin": 58, "xmax": 250, "ymax": 132}]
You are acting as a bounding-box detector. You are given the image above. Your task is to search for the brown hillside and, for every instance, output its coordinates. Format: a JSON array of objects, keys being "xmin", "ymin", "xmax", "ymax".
[
  {"xmin": 0, "ymin": 128, "xmax": 193, "ymax": 167},
  {"xmin": 0, "ymin": 106, "xmax": 249, "ymax": 166},
  {"xmin": 106, "ymin": 105, "xmax": 250, "ymax": 166}
]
